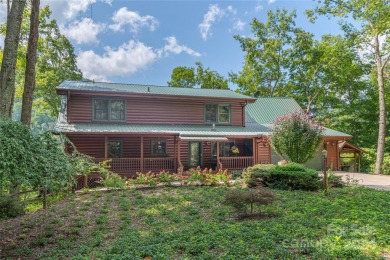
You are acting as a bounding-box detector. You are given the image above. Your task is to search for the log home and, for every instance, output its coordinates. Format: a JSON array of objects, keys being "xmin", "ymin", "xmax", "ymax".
[{"xmin": 53, "ymin": 80, "xmax": 359, "ymax": 176}]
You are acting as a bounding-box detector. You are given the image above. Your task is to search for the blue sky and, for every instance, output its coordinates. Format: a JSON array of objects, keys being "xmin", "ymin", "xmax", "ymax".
[{"xmin": 1, "ymin": 0, "xmax": 344, "ymax": 89}]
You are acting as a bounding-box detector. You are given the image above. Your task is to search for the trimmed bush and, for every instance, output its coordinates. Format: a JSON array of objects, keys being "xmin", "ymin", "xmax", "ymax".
[
  {"xmin": 261, "ymin": 163, "xmax": 319, "ymax": 191},
  {"xmin": 242, "ymin": 164, "xmax": 275, "ymax": 188},
  {"xmin": 224, "ymin": 188, "xmax": 275, "ymax": 216}
]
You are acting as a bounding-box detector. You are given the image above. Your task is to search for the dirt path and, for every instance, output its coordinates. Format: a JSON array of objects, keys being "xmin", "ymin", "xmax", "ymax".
[{"xmin": 335, "ymin": 172, "xmax": 390, "ymax": 191}]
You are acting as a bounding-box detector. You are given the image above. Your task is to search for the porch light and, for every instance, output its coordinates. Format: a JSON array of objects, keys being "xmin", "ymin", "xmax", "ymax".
[{"xmin": 322, "ymin": 149, "xmax": 328, "ymax": 159}]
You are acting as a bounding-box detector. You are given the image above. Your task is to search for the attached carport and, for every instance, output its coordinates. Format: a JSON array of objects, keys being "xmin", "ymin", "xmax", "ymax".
[{"xmin": 338, "ymin": 141, "xmax": 365, "ymax": 172}]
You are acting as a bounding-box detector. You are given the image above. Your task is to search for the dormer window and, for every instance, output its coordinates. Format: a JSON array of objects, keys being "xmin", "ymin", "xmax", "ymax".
[
  {"xmin": 93, "ymin": 98, "xmax": 125, "ymax": 121},
  {"xmin": 204, "ymin": 104, "xmax": 231, "ymax": 124}
]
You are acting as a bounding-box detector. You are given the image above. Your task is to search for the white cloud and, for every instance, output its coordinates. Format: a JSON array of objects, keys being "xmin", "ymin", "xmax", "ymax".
[
  {"xmin": 199, "ymin": 4, "xmax": 226, "ymax": 41},
  {"xmin": 77, "ymin": 37, "xmax": 200, "ymax": 81},
  {"xmin": 255, "ymin": 3, "xmax": 263, "ymax": 12},
  {"xmin": 233, "ymin": 19, "xmax": 245, "ymax": 31},
  {"xmin": 109, "ymin": 7, "xmax": 159, "ymax": 33},
  {"xmin": 77, "ymin": 40, "xmax": 158, "ymax": 81},
  {"xmin": 61, "ymin": 18, "xmax": 104, "ymax": 45},
  {"xmin": 41, "ymin": 0, "xmax": 112, "ymax": 23},
  {"xmin": 268, "ymin": 0, "xmax": 277, "ymax": 4},
  {"xmin": 159, "ymin": 36, "xmax": 201, "ymax": 57},
  {"xmin": 227, "ymin": 6, "xmax": 237, "ymax": 15}
]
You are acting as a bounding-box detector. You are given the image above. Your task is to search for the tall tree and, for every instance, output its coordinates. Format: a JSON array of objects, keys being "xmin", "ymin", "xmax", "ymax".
[
  {"xmin": 230, "ymin": 9, "xmax": 297, "ymax": 96},
  {"xmin": 1, "ymin": 5, "xmax": 82, "ymax": 118},
  {"xmin": 168, "ymin": 62, "xmax": 229, "ymax": 89},
  {"xmin": 0, "ymin": 0, "xmax": 27, "ymax": 118},
  {"xmin": 308, "ymin": 0, "xmax": 390, "ymax": 174},
  {"xmin": 21, "ymin": 0, "xmax": 40, "ymax": 125},
  {"xmin": 167, "ymin": 66, "xmax": 196, "ymax": 88},
  {"xmin": 289, "ymin": 33, "xmax": 367, "ymax": 113}
]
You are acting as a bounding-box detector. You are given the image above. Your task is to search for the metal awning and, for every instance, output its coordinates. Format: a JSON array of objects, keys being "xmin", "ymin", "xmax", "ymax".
[{"xmin": 179, "ymin": 136, "xmax": 228, "ymax": 141}]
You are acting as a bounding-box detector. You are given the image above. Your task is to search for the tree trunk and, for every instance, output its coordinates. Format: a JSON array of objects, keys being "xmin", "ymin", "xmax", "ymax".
[
  {"xmin": 374, "ymin": 34, "xmax": 386, "ymax": 175},
  {"xmin": 21, "ymin": 0, "xmax": 40, "ymax": 125},
  {"xmin": 0, "ymin": 0, "xmax": 27, "ymax": 119}
]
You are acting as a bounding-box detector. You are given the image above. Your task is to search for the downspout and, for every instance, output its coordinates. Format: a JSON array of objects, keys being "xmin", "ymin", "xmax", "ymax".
[
  {"xmin": 67, "ymin": 90, "xmax": 70, "ymax": 123},
  {"xmin": 241, "ymin": 100, "xmax": 248, "ymax": 127}
]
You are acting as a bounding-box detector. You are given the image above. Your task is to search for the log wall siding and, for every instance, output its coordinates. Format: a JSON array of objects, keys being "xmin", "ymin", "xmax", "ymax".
[
  {"xmin": 67, "ymin": 135, "xmax": 177, "ymax": 159},
  {"xmin": 326, "ymin": 141, "xmax": 339, "ymax": 170},
  {"xmin": 68, "ymin": 94, "xmax": 244, "ymax": 126},
  {"xmin": 69, "ymin": 95, "xmax": 92, "ymax": 122},
  {"xmin": 256, "ymin": 137, "xmax": 271, "ymax": 164}
]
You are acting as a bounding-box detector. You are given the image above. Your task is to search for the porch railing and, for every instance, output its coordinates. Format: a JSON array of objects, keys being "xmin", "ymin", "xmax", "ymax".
[
  {"xmin": 93, "ymin": 157, "xmax": 175, "ymax": 173},
  {"xmin": 219, "ymin": 156, "xmax": 254, "ymax": 170},
  {"xmin": 144, "ymin": 157, "xmax": 175, "ymax": 172}
]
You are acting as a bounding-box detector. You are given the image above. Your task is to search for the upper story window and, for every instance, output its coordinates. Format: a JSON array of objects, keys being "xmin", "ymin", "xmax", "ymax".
[
  {"xmin": 93, "ymin": 98, "xmax": 125, "ymax": 121},
  {"xmin": 204, "ymin": 104, "xmax": 231, "ymax": 124}
]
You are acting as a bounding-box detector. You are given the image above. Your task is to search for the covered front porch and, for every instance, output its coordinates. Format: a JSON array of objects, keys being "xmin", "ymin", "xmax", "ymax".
[{"xmin": 67, "ymin": 134, "xmax": 271, "ymax": 175}]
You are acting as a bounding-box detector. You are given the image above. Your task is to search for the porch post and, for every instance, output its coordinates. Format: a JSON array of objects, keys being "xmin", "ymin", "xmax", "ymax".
[
  {"xmin": 140, "ymin": 136, "xmax": 144, "ymax": 172},
  {"xmin": 216, "ymin": 141, "xmax": 220, "ymax": 170},
  {"xmin": 252, "ymin": 137, "xmax": 256, "ymax": 165},
  {"xmin": 104, "ymin": 136, "xmax": 108, "ymax": 160},
  {"xmin": 174, "ymin": 136, "xmax": 177, "ymax": 171},
  {"xmin": 177, "ymin": 138, "xmax": 182, "ymax": 167}
]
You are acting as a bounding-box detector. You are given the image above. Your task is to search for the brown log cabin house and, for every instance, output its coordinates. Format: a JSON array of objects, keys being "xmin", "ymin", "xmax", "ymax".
[{"xmin": 53, "ymin": 80, "xmax": 361, "ymax": 180}]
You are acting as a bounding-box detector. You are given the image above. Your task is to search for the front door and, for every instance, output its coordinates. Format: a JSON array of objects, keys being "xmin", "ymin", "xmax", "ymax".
[{"xmin": 189, "ymin": 142, "xmax": 202, "ymax": 168}]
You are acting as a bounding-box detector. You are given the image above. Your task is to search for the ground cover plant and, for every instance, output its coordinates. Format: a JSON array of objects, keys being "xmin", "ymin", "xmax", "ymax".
[{"xmin": 1, "ymin": 186, "xmax": 389, "ymax": 259}]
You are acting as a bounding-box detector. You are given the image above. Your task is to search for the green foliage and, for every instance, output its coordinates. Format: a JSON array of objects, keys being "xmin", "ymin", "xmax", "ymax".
[
  {"xmin": 326, "ymin": 168, "xmax": 346, "ymax": 188},
  {"xmin": 270, "ymin": 110, "xmax": 324, "ymax": 163},
  {"xmin": 0, "ymin": 196, "xmax": 25, "ymax": 220},
  {"xmin": 360, "ymin": 148, "xmax": 390, "ymax": 174},
  {"xmin": 132, "ymin": 172, "xmax": 158, "ymax": 187},
  {"xmin": 168, "ymin": 62, "xmax": 229, "ymax": 89},
  {"xmin": 0, "ymin": 120, "xmax": 78, "ymax": 195},
  {"xmin": 259, "ymin": 163, "xmax": 320, "ymax": 191},
  {"xmin": 99, "ymin": 173, "xmax": 127, "ymax": 190},
  {"xmin": 187, "ymin": 167, "xmax": 232, "ymax": 186},
  {"xmin": 1, "ymin": 187, "xmax": 390, "ymax": 258},
  {"xmin": 155, "ymin": 171, "xmax": 179, "ymax": 186},
  {"xmin": 231, "ymin": 9, "xmax": 296, "ymax": 97},
  {"xmin": 242, "ymin": 164, "xmax": 275, "ymax": 188},
  {"xmin": 1, "ymin": 5, "xmax": 82, "ymax": 119},
  {"xmin": 224, "ymin": 188, "xmax": 275, "ymax": 216}
]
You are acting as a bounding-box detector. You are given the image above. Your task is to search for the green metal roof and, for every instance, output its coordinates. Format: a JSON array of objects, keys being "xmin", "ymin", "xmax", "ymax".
[
  {"xmin": 57, "ymin": 80, "xmax": 255, "ymax": 100},
  {"xmin": 53, "ymin": 122, "xmax": 268, "ymax": 136},
  {"xmin": 246, "ymin": 97, "xmax": 351, "ymax": 138},
  {"xmin": 246, "ymin": 97, "xmax": 302, "ymax": 124}
]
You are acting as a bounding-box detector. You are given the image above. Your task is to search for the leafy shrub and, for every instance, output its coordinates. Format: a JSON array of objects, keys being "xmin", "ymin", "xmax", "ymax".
[
  {"xmin": 99, "ymin": 173, "xmax": 127, "ymax": 189},
  {"xmin": 242, "ymin": 164, "xmax": 275, "ymax": 188},
  {"xmin": 224, "ymin": 188, "xmax": 275, "ymax": 216},
  {"xmin": 156, "ymin": 171, "xmax": 179, "ymax": 186},
  {"xmin": 0, "ymin": 120, "xmax": 79, "ymax": 197},
  {"xmin": 360, "ymin": 147, "xmax": 390, "ymax": 174},
  {"xmin": 132, "ymin": 172, "xmax": 158, "ymax": 187},
  {"xmin": 261, "ymin": 163, "xmax": 319, "ymax": 191},
  {"xmin": 270, "ymin": 110, "xmax": 324, "ymax": 163},
  {"xmin": 326, "ymin": 169, "xmax": 345, "ymax": 188},
  {"xmin": 187, "ymin": 166, "xmax": 206, "ymax": 183},
  {"xmin": 0, "ymin": 196, "xmax": 25, "ymax": 220},
  {"xmin": 187, "ymin": 167, "xmax": 232, "ymax": 186}
]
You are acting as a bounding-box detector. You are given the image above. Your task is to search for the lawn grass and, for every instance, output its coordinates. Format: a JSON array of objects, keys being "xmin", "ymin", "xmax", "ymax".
[{"xmin": 0, "ymin": 186, "xmax": 389, "ymax": 259}]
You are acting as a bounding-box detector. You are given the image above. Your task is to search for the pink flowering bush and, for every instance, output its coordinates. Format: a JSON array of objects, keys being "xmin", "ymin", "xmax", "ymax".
[{"xmin": 270, "ymin": 110, "xmax": 324, "ymax": 164}]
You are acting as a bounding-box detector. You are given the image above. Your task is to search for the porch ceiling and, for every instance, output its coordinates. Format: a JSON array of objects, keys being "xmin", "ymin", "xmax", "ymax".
[{"xmin": 179, "ymin": 136, "xmax": 228, "ymax": 141}]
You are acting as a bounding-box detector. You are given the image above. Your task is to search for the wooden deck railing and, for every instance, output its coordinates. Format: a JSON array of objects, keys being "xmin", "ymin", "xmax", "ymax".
[
  {"xmin": 143, "ymin": 157, "xmax": 175, "ymax": 172},
  {"xmin": 219, "ymin": 156, "xmax": 254, "ymax": 170},
  {"xmin": 93, "ymin": 157, "xmax": 175, "ymax": 173}
]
